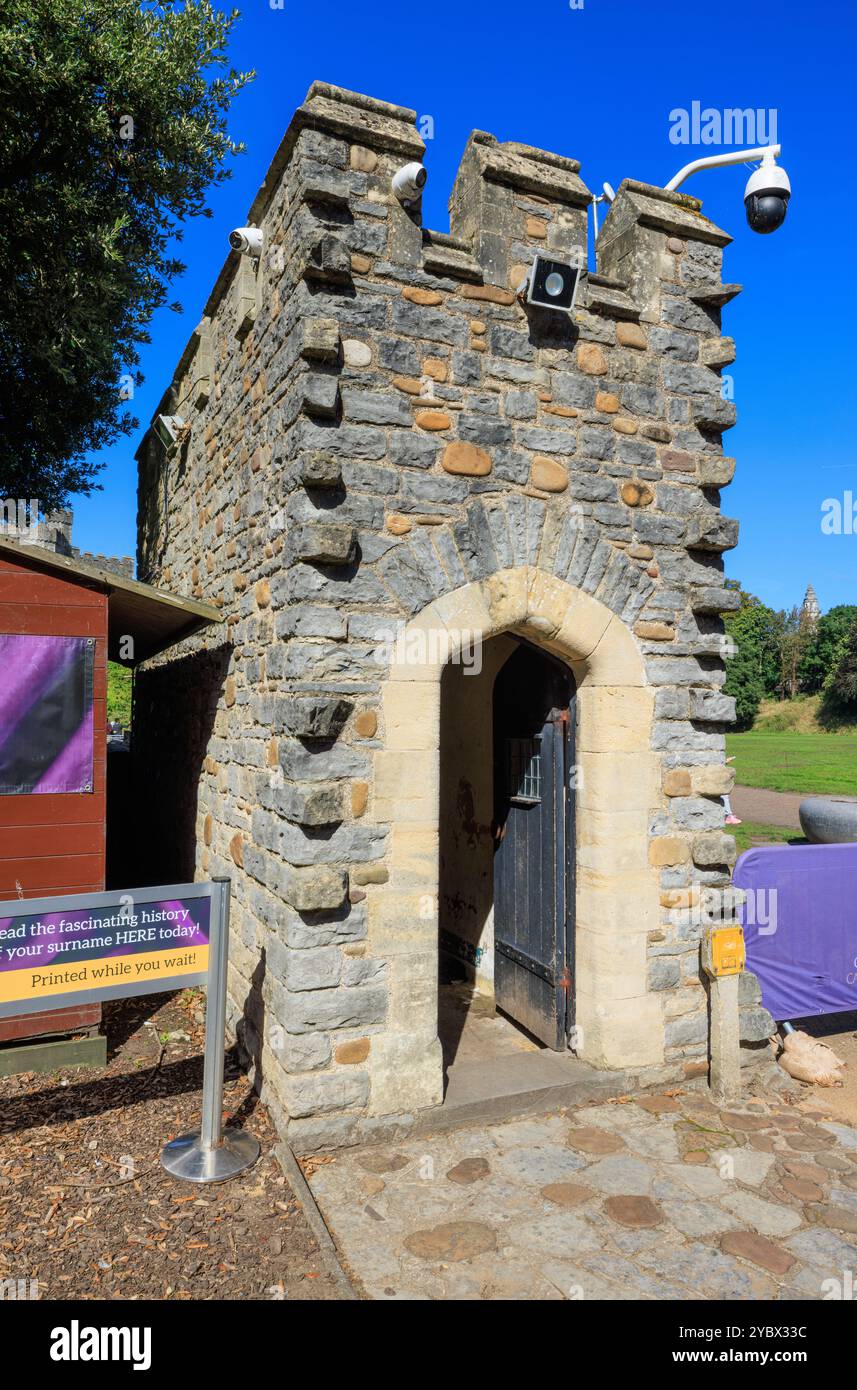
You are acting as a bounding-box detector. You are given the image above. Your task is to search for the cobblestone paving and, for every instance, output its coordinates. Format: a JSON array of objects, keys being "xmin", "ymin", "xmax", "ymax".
[{"xmin": 308, "ymin": 1092, "xmax": 857, "ymax": 1300}]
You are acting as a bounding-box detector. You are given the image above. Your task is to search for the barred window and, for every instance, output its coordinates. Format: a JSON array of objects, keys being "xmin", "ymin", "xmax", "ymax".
[{"xmin": 507, "ymin": 737, "xmax": 541, "ymax": 803}]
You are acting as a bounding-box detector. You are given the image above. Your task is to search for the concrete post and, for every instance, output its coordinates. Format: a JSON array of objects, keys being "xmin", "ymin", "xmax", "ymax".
[
  {"xmin": 708, "ymin": 973, "xmax": 741, "ymax": 1102},
  {"xmin": 702, "ymin": 929, "xmax": 742, "ymax": 1102}
]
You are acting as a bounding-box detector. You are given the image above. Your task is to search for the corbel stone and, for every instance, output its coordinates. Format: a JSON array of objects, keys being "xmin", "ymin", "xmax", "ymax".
[
  {"xmin": 190, "ymin": 317, "xmax": 213, "ymax": 407},
  {"xmin": 278, "ymin": 781, "xmax": 346, "ymax": 827},
  {"xmin": 421, "ymin": 230, "xmax": 482, "ymax": 283},
  {"xmin": 281, "ymin": 864, "xmax": 349, "ymax": 913},
  {"xmin": 302, "ymin": 372, "xmax": 339, "ymax": 419},
  {"xmin": 300, "ymin": 451, "xmax": 342, "ymax": 489},
  {"xmin": 302, "ymin": 230, "xmax": 352, "ymax": 285},
  {"xmin": 696, "ymin": 455, "xmax": 736, "ymax": 488},
  {"xmin": 690, "ymin": 283, "xmax": 742, "ymax": 308},
  {"xmin": 300, "ymin": 317, "xmax": 341, "ymax": 364},
  {"xmin": 583, "ymin": 273, "xmax": 639, "ymax": 321},
  {"xmin": 235, "ymin": 255, "xmax": 258, "ymax": 338},
  {"xmin": 701, "ymin": 336, "xmax": 736, "ymax": 368},
  {"xmin": 292, "ymin": 520, "xmax": 356, "ymax": 565},
  {"xmin": 281, "ymin": 697, "xmax": 352, "ymax": 740},
  {"xmin": 692, "ymin": 397, "xmax": 737, "ymax": 432},
  {"xmin": 690, "ymin": 585, "xmax": 742, "ymax": 614}
]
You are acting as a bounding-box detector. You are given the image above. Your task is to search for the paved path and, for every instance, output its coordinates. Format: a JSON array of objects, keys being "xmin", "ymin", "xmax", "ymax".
[
  {"xmin": 733, "ymin": 784, "xmax": 804, "ymax": 831},
  {"xmin": 309, "ymin": 1091, "xmax": 857, "ymax": 1300}
]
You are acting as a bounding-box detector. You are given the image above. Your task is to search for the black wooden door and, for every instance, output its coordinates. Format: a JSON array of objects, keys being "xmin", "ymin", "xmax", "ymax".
[{"xmin": 493, "ymin": 642, "xmax": 574, "ymax": 1050}]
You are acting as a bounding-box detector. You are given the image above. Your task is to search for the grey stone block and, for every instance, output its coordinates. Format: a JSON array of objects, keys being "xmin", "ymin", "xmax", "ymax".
[
  {"xmin": 283, "ymin": 946, "xmax": 342, "ymax": 992},
  {"xmin": 283, "ymin": 1070, "xmax": 369, "ymax": 1117},
  {"xmin": 284, "ymin": 985, "xmax": 387, "ymax": 1034},
  {"xmin": 280, "ymin": 697, "xmax": 352, "ymax": 740},
  {"xmin": 739, "ymin": 1006, "xmax": 776, "ymax": 1043},
  {"xmin": 292, "ymin": 521, "xmax": 356, "ymax": 565},
  {"xmin": 649, "ymin": 957, "xmax": 681, "ymax": 990},
  {"xmin": 300, "ymin": 451, "xmax": 343, "ymax": 488},
  {"xmin": 301, "ymin": 317, "xmax": 341, "ymax": 362},
  {"xmin": 281, "ymin": 865, "xmax": 349, "ymax": 914},
  {"xmin": 302, "ymin": 230, "xmax": 352, "ymax": 284},
  {"xmin": 692, "ymin": 832, "xmax": 738, "ymax": 868},
  {"xmin": 689, "ymin": 689, "xmax": 737, "ymax": 723},
  {"xmin": 278, "ymin": 781, "xmax": 346, "ymax": 826},
  {"xmin": 303, "ymin": 372, "xmax": 339, "ymax": 418}
]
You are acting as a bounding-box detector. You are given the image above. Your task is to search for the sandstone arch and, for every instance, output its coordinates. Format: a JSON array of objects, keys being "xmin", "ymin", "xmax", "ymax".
[{"xmin": 365, "ymin": 566, "xmax": 664, "ymax": 1119}]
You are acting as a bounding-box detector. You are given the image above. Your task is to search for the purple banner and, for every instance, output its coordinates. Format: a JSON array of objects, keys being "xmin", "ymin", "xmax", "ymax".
[
  {"xmin": 735, "ymin": 843, "xmax": 857, "ymax": 1021},
  {"xmin": 0, "ymin": 634, "xmax": 94, "ymax": 794}
]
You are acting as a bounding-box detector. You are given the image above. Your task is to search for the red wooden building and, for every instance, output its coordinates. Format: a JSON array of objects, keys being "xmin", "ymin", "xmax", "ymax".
[{"xmin": 0, "ymin": 536, "xmax": 218, "ymax": 1067}]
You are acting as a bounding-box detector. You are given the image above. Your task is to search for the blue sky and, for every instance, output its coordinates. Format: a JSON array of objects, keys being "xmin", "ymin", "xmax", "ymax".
[{"xmin": 72, "ymin": 0, "xmax": 856, "ymax": 616}]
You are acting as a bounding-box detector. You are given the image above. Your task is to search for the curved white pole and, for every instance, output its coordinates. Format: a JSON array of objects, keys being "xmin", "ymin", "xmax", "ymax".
[{"xmin": 665, "ymin": 144, "xmax": 781, "ymax": 193}]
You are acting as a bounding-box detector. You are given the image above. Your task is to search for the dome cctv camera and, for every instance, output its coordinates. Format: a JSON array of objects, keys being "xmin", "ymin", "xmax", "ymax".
[
  {"xmin": 744, "ymin": 152, "xmax": 791, "ymax": 234},
  {"xmin": 229, "ymin": 226, "xmax": 263, "ymax": 258},
  {"xmin": 391, "ymin": 163, "xmax": 427, "ymax": 204}
]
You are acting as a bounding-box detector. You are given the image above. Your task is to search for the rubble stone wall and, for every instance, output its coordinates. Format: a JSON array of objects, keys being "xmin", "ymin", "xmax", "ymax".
[{"xmin": 135, "ymin": 82, "xmax": 763, "ymax": 1151}]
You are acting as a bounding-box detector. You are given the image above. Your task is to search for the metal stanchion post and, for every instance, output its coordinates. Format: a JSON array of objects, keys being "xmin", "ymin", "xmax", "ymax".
[{"xmin": 161, "ymin": 878, "xmax": 260, "ymax": 1183}]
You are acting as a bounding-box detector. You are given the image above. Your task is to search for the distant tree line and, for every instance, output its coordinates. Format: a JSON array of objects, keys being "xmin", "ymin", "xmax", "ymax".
[{"xmin": 723, "ymin": 584, "xmax": 857, "ymax": 729}]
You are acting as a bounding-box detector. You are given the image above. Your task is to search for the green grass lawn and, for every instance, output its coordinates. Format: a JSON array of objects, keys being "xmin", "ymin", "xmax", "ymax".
[
  {"xmin": 724, "ymin": 819, "xmax": 807, "ymax": 857},
  {"xmin": 726, "ymin": 731, "xmax": 857, "ymax": 796}
]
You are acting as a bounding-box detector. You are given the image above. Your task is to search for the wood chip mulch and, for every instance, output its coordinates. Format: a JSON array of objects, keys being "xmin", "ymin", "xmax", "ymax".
[{"xmin": 0, "ymin": 990, "xmax": 343, "ymax": 1301}]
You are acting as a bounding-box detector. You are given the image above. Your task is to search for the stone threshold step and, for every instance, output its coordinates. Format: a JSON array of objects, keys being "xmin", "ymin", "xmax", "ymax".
[{"xmin": 414, "ymin": 1052, "xmax": 634, "ymax": 1135}]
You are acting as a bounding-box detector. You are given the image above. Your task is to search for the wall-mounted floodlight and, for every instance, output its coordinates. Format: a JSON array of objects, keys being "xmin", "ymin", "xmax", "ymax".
[
  {"xmin": 517, "ymin": 253, "xmax": 582, "ymax": 313},
  {"xmin": 153, "ymin": 414, "xmax": 186, "ymax": 456},
  {"xmin": 665, "ymin": 144, "xmax": 791, "ymax": 235}
]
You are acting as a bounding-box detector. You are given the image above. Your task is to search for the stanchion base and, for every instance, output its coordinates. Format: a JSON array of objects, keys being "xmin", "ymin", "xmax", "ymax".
[{"xmin": 160, "ymin": 1129, "xmax": 260, "ymax": 1184}]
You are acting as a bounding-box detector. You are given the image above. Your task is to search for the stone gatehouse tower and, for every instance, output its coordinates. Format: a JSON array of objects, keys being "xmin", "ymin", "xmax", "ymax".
[{"xmin": 136, "ymin": 82, "xmax": 761, "ymax": 1151}]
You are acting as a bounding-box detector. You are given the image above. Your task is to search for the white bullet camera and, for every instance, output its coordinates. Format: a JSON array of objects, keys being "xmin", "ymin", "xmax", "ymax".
[
  {"xmin": 229, "ymin": 226, "xmax": 264, "ymax": 257},
  {"xmin": 391, "ymin": 162, "xmax": 427, "ymax": 204},
  {"xmin": 744, "ymin": 152, "xmax": 791, "ymax": 234}
]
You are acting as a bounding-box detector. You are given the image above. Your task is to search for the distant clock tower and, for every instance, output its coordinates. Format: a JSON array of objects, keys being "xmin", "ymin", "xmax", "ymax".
[{"xmin": 800, "ymin": 583, "xmax": 821, "ymax": 628}]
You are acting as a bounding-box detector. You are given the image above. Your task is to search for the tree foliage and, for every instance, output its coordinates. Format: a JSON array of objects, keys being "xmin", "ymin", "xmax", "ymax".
[
  {"xmin": 725, "ymin": 587, "xmax": 857, "ymax": 727},
  {"xmin": 723, "ymin": 586, "xmax": 788, "ymax": 727},
  {"xmin": 0, "ymin": 0, "xmax": 252, "ymax": 512},
  {"xmin": 778, "ymin": 606, "xmax": 809, "ymax": 702},
  {"xmin": 827, "ymin": 616, "xmax": 857, "ymax": 712},
  {"xmin": 798, "ymin": 605, "xmax": 857, "ymax": 694}
]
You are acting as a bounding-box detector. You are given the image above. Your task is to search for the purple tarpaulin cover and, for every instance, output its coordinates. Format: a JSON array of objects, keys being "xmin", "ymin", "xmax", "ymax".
[
  {"xmin": 0, "ymin": 635, "xmax": 94, "ymax": 795},
  {"xmin": 735, "ymin": 842, "xmax": 857, "ymax": 1021}
]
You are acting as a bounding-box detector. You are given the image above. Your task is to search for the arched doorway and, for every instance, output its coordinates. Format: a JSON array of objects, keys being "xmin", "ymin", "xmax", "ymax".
[{"xmin": 366, "ymin": 569, "xmax": 663, "ymax": 1123}]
